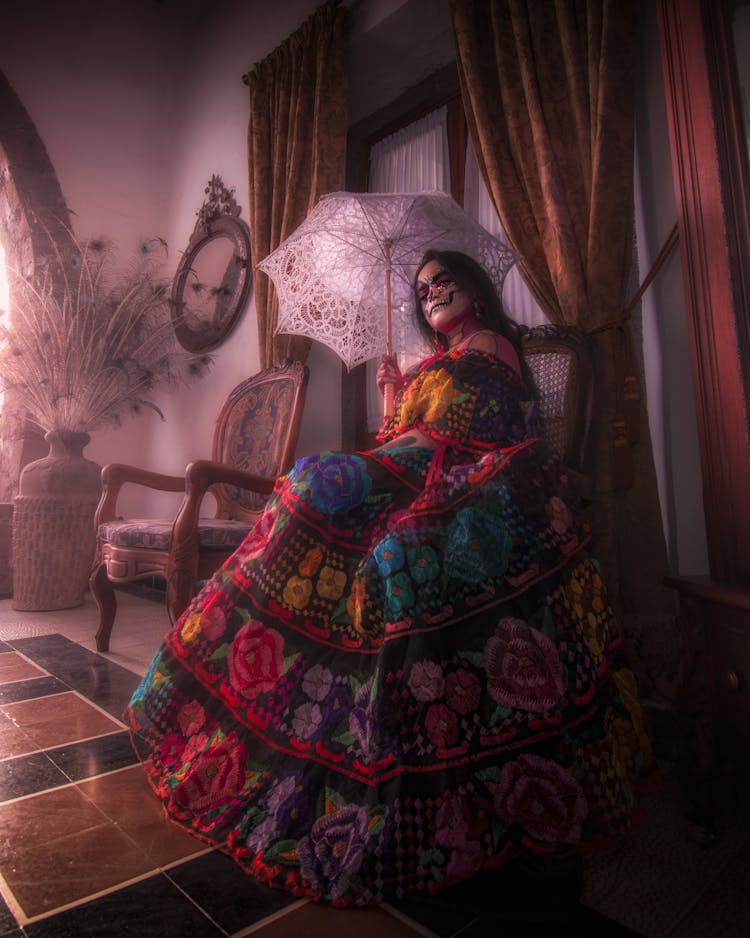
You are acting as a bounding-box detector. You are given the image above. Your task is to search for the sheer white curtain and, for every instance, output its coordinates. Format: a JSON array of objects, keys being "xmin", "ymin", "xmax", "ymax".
[
  {"xmin": 366, "ymin": 107, "xmax": 451, "ymax": 430},
  {"xmin": 463, "ymin": 138, "xmax": 548, "ymax": 328}
]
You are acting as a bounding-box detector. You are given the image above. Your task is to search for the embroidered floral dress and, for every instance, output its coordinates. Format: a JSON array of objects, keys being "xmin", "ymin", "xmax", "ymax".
[{"xmin": 126, "ymin": 348, "xmax": 653, "ymax": 905}]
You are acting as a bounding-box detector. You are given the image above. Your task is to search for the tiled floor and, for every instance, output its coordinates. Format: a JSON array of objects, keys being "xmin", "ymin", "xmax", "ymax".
[{"xmin": 0, "ymin": 589, "xmax": 743, "ymax": 937}]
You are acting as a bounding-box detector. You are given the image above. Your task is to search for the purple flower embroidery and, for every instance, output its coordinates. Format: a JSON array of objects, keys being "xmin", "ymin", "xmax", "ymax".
[
  {"xmin": 321, "ymin": 683, "xmax": 353, "ymax": 724},
  {"xmin": 294, "ymin": 454, "xmax": 372, "ymax": 514},
  {"xmin": 246, "ymin": 815, "xmax": 278, "ymax": 853},
  {"xmin": 408, "ymin": 660, "xmax": 444, "ymax": 702},
  {"xmin": 302, "ymin": 664, "xmax": 333, "ymax": 701},
  {"xmin": 267, "ymin": 775, "xmax": 297, "ymax": 813},
  {"xmin": 292, "ymin": 701, "xmax": 323, "ymax": 741},
  {"xmin": 297, "ymin": 804, "xmax": 370, "ymax": 899}
]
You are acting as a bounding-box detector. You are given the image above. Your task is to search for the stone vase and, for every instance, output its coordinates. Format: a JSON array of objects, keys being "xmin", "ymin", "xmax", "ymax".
[{"xmin": 12, "ymin": 430, "xmax": 102, "ymax": 611}]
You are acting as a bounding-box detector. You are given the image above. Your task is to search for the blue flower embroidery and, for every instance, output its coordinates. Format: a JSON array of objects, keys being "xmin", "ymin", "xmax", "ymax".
[
  {"xmin": 407, "ymin": 545, "xmax": 440, "ymax": 583},
  {"xmin": 385, "ymin": 571, "xmax": 415, "ymax": 616},
  {"xmin": 373, "ymin": 534, "xmax": 405, "ymax": 576},
  {"xmin": 444, "ymin": 508, "xmax": 511, "ymax": 584}
]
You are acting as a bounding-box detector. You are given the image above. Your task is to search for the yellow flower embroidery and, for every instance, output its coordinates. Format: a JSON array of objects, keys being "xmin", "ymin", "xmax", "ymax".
[
  {"xmin": 418, "ymin": 370, "xmax": 456, "ymax": 423},
  {"xmin": 283, "ymin": 575, "xmax": 313, "ymax": 610},
  {"xmin": 180, "ymin": 613, "xmax": 202, "ymax": 643},
  {"xmin": 316, "ymin": 565, "xmax": 347, "ymax": 600}
]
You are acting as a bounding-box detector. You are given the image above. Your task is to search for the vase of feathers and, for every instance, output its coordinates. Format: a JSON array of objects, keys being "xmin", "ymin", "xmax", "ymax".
[
  {"xmin": 12, "ymin": 430, "xmax": 102, "ymax": 609},
  {"xmin": 1, "ymin": 232, "xmax": 210, "ymax": 610}
]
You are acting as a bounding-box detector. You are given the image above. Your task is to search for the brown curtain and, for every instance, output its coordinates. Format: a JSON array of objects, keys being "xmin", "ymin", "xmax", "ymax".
[
  {"xmin": 246, "ymin": 1, "xmax": 349, "ymax": 368},
  {"xmin": 451, "ymin": 0, "xmax": 679, "ymax": 703}
]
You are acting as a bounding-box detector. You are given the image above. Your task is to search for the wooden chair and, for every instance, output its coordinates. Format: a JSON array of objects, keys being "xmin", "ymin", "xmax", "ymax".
[
  {"xmin": 90, "ymin": 360, "xmax": 308, "ymax": 651},
  {"xmin": 521, "ymin": 324, "xmax": 595, "ymax": 495}
]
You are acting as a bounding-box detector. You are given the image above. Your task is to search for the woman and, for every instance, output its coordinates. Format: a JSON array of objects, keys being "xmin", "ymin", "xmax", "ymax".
[{"xmin": 126, "ymin": 250, "xmax": 653, "ymax": 907}]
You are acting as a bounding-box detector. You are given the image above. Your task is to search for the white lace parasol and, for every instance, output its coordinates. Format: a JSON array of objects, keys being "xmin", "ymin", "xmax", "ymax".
[{"xmin": 258, "ymin": 191, "xmax": 518, "ymax": 373}]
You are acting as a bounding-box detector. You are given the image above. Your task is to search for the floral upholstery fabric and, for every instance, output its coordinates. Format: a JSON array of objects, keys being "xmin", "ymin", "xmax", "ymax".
[
  {"xmin": 217, "ymin": 379, "xmax": 298, "ymax": 514},
  {"xmin": 126, "ymin": 349, "xmax": 653, "ymax": 906},
  {"xmin": 100, "ymin": 519, "xmax": 252, "ymax": 551}
]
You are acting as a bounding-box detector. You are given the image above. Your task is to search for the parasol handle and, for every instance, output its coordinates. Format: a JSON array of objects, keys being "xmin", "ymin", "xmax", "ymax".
[
  {"xmin": 384, "ymin": 381, "xmax": 395, "ymax": 419},
  {"xmin": 384, "ymin": 239, "xmax": 394, "ymax": 418}
]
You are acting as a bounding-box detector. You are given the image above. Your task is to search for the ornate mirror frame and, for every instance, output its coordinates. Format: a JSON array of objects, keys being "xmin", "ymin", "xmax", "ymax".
[{"xmin": 171, "ymin": 175, "xmax": 252, "ymax": 352}]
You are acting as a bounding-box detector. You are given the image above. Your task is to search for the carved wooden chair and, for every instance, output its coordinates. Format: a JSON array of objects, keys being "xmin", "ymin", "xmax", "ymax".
[
  {"xmin": 90, "ymin": 360, "xmax": 308, "ymax": 651},
  {"xmin": 520, "ymin": 324, "xmax": 595, "ymax": 494}
]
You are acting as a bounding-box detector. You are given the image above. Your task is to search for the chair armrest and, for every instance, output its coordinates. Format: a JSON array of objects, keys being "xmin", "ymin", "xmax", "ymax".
[
  {"xmin": 171, "ymin": 459, "xmax": 275, "ymax": 542},
  {"xmin": 95, "ymin": 463, "xmax": 185, "ymax": 527},
  {"xmin": 185, "ymin": 459, "xmax": 277, "ymax": 499}
]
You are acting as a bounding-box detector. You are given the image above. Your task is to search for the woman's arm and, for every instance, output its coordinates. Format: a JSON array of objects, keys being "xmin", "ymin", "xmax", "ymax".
[
  {"xmin": 463, "ymin": 331, "xmax": 521, "ymax": 375},
  {"xmin": 378, "ymin": 427, "xmax": 437, "ymax": 451}
]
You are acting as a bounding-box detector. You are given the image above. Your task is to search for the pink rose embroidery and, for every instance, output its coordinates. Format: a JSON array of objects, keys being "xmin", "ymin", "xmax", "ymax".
[
  {"xmin": 238, "ymin": 507, "xmax": 277, "ymax": 562},
  {"xmin": 408, "ymin": 660, "xmax": 444, "ymax": 702},
  {"xmin": 160, "ymin": 732, "xmax": 185, "ymax": 770},
  {"xmin": 435, "ymin": 794, "xmax": 470, "ymax": 847},
  {"xmin": 201, "ymin": 604, "xmax": 227, "ymax": 641},
  {"xmin": 495, "ymin": 753, "xmax": 587, "ymax": 845},
  {"xmin": 545, "ymin": 496, "xmax": 574, "ymax": 535},
  {"xmin": 484, "ymin": 617, "xmax": 565, "ymax": 712},
  {"xmin": 425, "ymin": 702, "xmax": 459, "ymax": 748},
  {"xmin": 444, "ymin": 668, "xmax": 481, "ymax": 714},
  {"xmin": 228, "ymin": 620, "xmax": 284, "ymax": 700},
  {"xmin": 446, "ymin": 839, "xmax": 484, "ymax": 881},
  {"xmin": 175, "ymin": 732, "xmax": 248, "ymax": 812},
  {"xmin": 178, "ymin": 700, "xmax": 206, "ymax": 737}
]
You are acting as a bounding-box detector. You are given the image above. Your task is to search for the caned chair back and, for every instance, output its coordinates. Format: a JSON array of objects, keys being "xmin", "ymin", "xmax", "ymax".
[{"xmin": 521, "ymin": 324, "xmax": 595, "ymax": 483}]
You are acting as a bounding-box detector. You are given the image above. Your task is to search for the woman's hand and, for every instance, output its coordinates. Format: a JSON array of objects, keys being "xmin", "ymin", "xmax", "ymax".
[{"xmin": 376, "ymin": 354, "xmax": 403, "ymax": 396}]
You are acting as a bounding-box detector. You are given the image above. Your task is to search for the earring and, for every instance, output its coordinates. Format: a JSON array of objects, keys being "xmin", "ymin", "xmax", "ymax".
[{"xmin": 473, "ymin": 301, "xmax": 484, "ymax": 321}]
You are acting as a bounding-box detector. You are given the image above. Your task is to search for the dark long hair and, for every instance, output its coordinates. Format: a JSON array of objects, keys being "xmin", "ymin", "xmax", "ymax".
[{"xmin": 412, "ymin": 249, "xmax": 537, "ymax": 393}]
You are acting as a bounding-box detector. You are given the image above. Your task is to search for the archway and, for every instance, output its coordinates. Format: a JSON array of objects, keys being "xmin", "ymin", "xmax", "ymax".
[{"xmin": 0, "ymin": 68, "xmax": 72, "ymax": 500}]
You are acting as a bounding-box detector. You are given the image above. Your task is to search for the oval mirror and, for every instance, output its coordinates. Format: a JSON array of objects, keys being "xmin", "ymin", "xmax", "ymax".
[{"xmin": 171, "ymin": 178, "xmax": 252, "ymax": 352}]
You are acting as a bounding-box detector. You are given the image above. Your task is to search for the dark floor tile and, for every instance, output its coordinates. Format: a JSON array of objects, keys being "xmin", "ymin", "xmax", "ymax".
[
  {"xmin": 457, "ymin": 904, "xmax": 647, "ymax": 937},
  {"xmin": 394, "ymin": 852, "xmax": 583, "ymax": 935},
  {"xmin": 46, "ymin": 731, "xmax": 138, "ymax": 781},
  {"xmin": 9, "ymin": 635, "xmax": 139, "ymax": 718},
  {"xmin": 167, "ymin": 850, "xmax": 295, "ymax": 934},
  {"xmin": 0, "ymin": 751, "xmax": 68, "ymax": 801},
  {"xmin": 388, "ymin": 893, "xmax": 477, "ymax": 938},
  {"xmin": 0, "ymin": 892, "xmax": 22, "ymax": 938},
  {"xmin": 22, "ymin": 873, "xmax": 225, "ymax": 937},
  {"xmin": 0, "ymin": 675, "xmax": 68, "ymax": 705}
]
